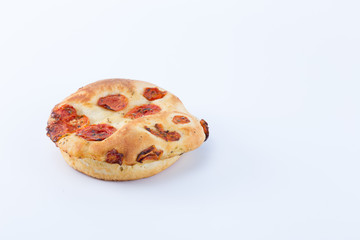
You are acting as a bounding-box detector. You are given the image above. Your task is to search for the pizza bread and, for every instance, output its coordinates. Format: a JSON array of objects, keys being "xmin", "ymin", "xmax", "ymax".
[{"xmin": 46, "ymin": 79, "xmax": 209, "ymax": 180}]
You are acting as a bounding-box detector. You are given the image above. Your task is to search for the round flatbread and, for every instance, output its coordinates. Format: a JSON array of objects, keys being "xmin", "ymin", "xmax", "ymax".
[{"xmin": 46, "ymin": 79, "xmax": 209, "ymax": 180}]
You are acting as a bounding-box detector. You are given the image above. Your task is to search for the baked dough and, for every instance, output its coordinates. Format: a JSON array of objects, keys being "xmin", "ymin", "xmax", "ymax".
[{"xmin": 46, "ymin": 79, "xmax": 209, "ymax": 180}]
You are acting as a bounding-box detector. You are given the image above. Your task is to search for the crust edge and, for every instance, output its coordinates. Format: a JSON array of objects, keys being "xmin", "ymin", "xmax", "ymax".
[{"xmin": 60, "ymin": 150, "xmax": 180, "ymax": 181}]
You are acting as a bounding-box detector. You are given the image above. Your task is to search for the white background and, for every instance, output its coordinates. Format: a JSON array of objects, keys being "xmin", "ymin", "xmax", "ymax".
[{"xmin": 0, "ymin": 0, "xmax": 359, "ymax": 239}]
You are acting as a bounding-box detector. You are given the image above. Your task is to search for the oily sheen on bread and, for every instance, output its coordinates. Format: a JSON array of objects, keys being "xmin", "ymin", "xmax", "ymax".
[{"xmin": 46, "ymin": 79, "xmax": 209, "ymax": 180}]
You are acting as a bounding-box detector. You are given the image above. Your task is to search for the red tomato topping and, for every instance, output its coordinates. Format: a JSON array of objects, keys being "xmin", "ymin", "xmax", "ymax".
[
  {"xmin": 46, "ymin": 105, "xmax": 90, "ymax": 142},
  {"xmin": 67, "ymin": 115, "xmax": 90, "ymax": 130},
  {"xmin": 124, "ymin": 104, "xmax": 161, "ymax": 119},
  {"xmin": 136, "ymin": 145, "xmax": 163, "ymax": 163},
  {"xmin": 76, "ymin": 124, "xmax": 117, "ymax": 141},
  {"xmin": 51, "ymin": 104, "xmax": 77, "ymax": 122},
  {"xmin": 106, "ymin": 149, "xmax": 124, "ymax": 165},
  {"xmin": 98, "ymin": 94, "xmax": 128, "ymax": 111},
  {"xmin": 172, "ymin": 115, "xmax": 190, "ymax": 124},
  {"xmin": 143, "ymin": 88, "xmax": 167, "ymax": 101},
  {"xmin": 46, "ymin": 121, "xmax": 71, "ymax": 142},
  {"xmin": 200, "ymin": 119, "xmax": 209, "ymax": 141},
  {"xmin": 145, "ymin": 124, "xmax": 181, "ymax": 141}
]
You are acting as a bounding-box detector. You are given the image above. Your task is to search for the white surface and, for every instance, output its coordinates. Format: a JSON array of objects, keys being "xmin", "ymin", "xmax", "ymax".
[{"xmin": 0, "ymin": 0, "xmax": 359, "ymax": 239}]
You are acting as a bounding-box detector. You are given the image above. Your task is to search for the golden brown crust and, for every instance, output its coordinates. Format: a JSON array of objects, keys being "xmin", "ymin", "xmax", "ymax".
[
  {"xmin": 48, "ymin": 78, "xmax": 207, "ymax": 180},
  {"xmin": 61, "ymin": 150, "xmax": 180, "ymax": 181}
]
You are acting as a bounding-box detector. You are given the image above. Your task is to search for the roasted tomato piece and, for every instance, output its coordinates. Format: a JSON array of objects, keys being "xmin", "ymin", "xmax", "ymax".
[
  {"xmin": 46, "ymin": 121, "xmax": 71, "ymax": 142},
  {"xmin": 106, "ymin": 149, "xmax": 124, "ymax": 165},
  {"xmin": 172, "ymin": 115, "xmax": 190, "ymax": 124},
  {"xmin": 200, "ymin": 119, "xmax": 209, "ymax": 141},
  {"xmin": 145, "ymin": 123, "xmax": 181, "ymax": 141},
  {"xmin": 143, "ymin": 88, "xmax": 167, "ymax": 101},
  {"xmin": 51, "ymin": 104, "xmax": 77, "ymax": 122},
  {"xmin": 47, "ymin": 105, "xmax": 90, "ymax": 142},
  {"xmin": 98, "ymin": 94, "xmax": 128, "ymax": 111},
  {"xmin": 136, "ymin": 145, "xmax": 163, "ymax": 163},
  {"xmin": 68, "ymin": 115, "xmax": 90, "ymax": 130},
  {"xmin": 124, "ymin": 104, "xmax": 161, "ymax": 119},
  {"xmin": 76, "ymin": 124, "xmax": 117, "ymax": 141}
]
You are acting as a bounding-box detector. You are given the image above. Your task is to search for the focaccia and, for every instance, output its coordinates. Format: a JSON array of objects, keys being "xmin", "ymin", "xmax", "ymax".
[{"xmin": 46, "ymin": 79, "xmax": 209, "ymax": 180}]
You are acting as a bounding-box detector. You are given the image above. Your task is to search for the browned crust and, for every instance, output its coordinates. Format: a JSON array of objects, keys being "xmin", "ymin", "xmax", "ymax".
[{"xmin": 61, "ymin": 150, "xmax": 180, "ymax": 181}]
